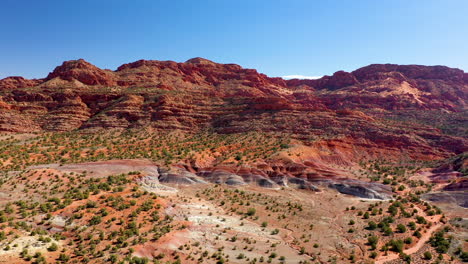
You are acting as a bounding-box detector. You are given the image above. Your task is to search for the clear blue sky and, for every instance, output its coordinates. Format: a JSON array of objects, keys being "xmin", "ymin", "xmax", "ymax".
[{"xmin": 1, "ymin": 0, "xmax": 467, "ymax": 79}]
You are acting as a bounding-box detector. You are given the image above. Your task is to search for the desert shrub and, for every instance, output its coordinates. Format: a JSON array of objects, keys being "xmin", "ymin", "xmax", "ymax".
[{"xmin": 423, "ymin": 251, "xmax": 432, "ymax": 260}]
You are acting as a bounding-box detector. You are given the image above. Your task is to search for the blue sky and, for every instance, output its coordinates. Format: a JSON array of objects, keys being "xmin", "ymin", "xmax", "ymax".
[{"xmin": 1, "ymin": 0, "xmax": 467, "ymax": 79}]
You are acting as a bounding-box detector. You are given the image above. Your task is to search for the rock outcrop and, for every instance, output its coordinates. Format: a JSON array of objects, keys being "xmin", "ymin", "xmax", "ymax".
[
  {"xmin": 158, "ymin": 168, "xmax": 207, "ymax": 185},
  {"xmin": 443, "ymin": 178, "xmax": 468, "ymax": 192},
  {"xmin": 0, "ymin": 76, "xmax": 42, "ymax": 90},
  {"xmin": 46, "ymin": 59, "xmax": 116, "ymax": 86},
  {"xmin": 325, "ymin": 179, "xmax": 393, "ymax": 200},
  {"xmin": 286, "ymin": 63, "xmax": 468, "ymax": 111}
]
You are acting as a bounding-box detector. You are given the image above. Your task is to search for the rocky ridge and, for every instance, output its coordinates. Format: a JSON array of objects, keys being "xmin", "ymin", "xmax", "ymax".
[{"xmin": 1, "ymin": 58, "xmax": 466, "ymax": 158}]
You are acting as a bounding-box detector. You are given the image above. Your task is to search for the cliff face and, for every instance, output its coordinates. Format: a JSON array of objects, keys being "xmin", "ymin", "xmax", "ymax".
[{"xmin": 0, "ymin": 58, "xmax": 466, "ymax": 160}]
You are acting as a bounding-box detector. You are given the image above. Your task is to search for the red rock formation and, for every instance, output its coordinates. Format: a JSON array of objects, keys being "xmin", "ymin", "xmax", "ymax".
[
  {"xmin": 0, "ymin": 58, "xmax": 466, "ymax": 161},
  {"xmin": 0, "ymin": 76, "xmax": 41, "ymax": 90},
  {"xmin": 288, "ymin": 64, "xmax": 467, "ymax": 111},
  {"xmin": 325, "ymin": 70, "xmax": 359, "ymax": 89},
  {"xmin": 46, "ymin": 59, "xmax": 116, "ymax": 86}
]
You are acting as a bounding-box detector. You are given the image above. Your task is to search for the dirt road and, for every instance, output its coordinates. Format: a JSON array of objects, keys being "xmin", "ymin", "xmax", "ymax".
[{"xmin": 375, "ymin": 218, "xmax": 442, "ymax": 264}]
